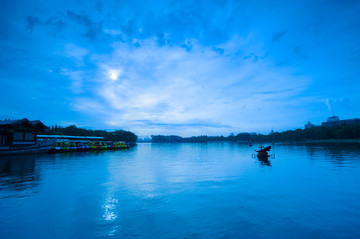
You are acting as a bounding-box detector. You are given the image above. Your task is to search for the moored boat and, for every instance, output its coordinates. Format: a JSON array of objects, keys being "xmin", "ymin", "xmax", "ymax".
[
  {"xmin": 61, "ymin": 142, "xmax": 70, "ymax": 152},
  {"xmin": 50, "ymin": 142, "xmax": 63, "ymax": 153},
  {"xmin": 84, "ymin": 142, "xmax": 92, "ymax": 151},
  {"xmin": 76, "ymin": 142, "xmax": 85, "ymax": 151}
]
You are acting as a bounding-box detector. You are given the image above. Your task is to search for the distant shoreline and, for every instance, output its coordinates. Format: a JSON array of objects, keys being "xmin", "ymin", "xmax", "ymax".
[
  {"xmin": 149, "ymin": 139, "xmax": 360, "ymax": 144},
  {"xmin": 297, "ymin": 139, "xmax": 360, "ymax": 143}
]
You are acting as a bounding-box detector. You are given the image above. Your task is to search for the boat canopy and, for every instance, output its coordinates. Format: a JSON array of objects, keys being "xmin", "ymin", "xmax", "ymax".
[{"xmin": 37, "ymin": 135, "xmax": 104, "ymax": 140}]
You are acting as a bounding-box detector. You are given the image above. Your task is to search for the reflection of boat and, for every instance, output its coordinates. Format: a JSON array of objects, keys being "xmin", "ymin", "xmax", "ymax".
[
  {"xmin": 258, "ymin": 156, "xmax": 271, "ymax": 166},
  {"xmin": 255, "ymin": 146, "xmax": 271, "ymax": 158},
  {"xmin": 0, "ymin": 118, "xmax": 56, "ymax": 156}
]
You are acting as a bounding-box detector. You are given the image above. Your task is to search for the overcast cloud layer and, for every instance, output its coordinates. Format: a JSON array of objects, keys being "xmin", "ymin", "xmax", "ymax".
[{"xmin": 1, "ymin": 0, "xmax": 360, "ymax": 136}]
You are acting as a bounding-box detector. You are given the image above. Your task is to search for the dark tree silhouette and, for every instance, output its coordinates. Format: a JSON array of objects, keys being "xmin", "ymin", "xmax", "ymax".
[{"xmin": 40, "ymin": 125, "xmax": 138, "ymax": 143}]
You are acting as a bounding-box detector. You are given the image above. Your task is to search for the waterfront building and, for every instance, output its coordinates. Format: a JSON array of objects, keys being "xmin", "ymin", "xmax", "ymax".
[
  {"xmin": 0, "ymin": 118, "xmax": 48, "ymax": 150},
  {"xmin": 305, "ymin": 121, "xmax": 315, "ymax": 129},
  {"xmin": 321, "ymin": 116, "xmax": 360, "ymax": 127}
]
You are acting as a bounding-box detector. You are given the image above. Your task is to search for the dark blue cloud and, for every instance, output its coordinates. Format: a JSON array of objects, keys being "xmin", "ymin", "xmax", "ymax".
[
  {"xmin": 96, "ymin": 0, "xmax": 103, "ymax": 14},
  {"xmin": 121, "ymin": 20, "xmax": 136, "ymax": 36},
  {"xmin": 180, "ymin": 41, "xmax": 193, "ymax": 52},
  {"xmin": 292, "ymin": 45, "xmax": 308, "ymax": 59},
  {"xmin": 25, "ymin": 16, "xmax": 42, "ymax": 31},
  {"xmin": 45, "ymin": 17, "xmax": 67, "ymax": 32},
  {"xmin": 272, "ymin": 30, "xmax": 288, "ymax": 42},
  {"xmin": 243, "ymin": 53, "xmax": 259, "ymax": 62},
  {"xmin": 156, "ymin": 32, "xmax": 166, "ymax": 46},
  {"xmin": 212, "ymin": 47, "xmax": 224, "ymax": 55},
  {"xmin": 66, "ymin": 10, "xmax": 102, "ymax": 40}
]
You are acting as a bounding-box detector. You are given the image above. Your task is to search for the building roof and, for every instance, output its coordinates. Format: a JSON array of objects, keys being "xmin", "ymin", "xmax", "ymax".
[
  {"xmin": 30, "ymin": 120, "xmax": 48, "ymax": 129},
  {"xmin": 0, "ymin": 118, "xmax": 47, "ymax": 129},
  {"xmin": 326, "ymin": 116, "xmax": 340, "ymax": 122}
]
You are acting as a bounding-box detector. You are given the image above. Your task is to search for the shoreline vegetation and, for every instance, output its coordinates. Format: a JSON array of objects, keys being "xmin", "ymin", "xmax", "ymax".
[
  {"xmin": 151, "ymin": 124, "xmax": 360, "ymax": 143},
  {"xmin": 40, "ymin": 125, "xmax": 138, "ymax": 144},
  {"xmin": 39, "ymin": 124, "xmax": 360, "ymax": 144}
]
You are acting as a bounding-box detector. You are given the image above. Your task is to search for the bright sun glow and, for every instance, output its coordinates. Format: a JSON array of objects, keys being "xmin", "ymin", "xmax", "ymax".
[
  {"xmin": 110, "ymin": 73, "xmax": 118, "ymax": 80},
  {"xmin": 108, "ymin": 69, "xmax": 121, "ymax": 81}
]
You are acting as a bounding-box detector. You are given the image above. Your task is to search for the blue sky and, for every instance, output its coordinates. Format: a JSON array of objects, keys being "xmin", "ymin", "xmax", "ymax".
[{"xmin": 1, "ymin": 0, "xmax": 360, "ymax": 137}]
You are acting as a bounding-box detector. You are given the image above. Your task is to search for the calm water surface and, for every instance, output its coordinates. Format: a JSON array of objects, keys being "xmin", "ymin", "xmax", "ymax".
[{"xmin": 1, "ymin": 143, "xmax": 360, "ymax": 238}]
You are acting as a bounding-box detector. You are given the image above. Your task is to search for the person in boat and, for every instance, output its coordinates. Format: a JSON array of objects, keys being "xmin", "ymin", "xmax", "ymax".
[{"xmin": 255, "ymin": 146, "xmax": 271, "ymax": 153}]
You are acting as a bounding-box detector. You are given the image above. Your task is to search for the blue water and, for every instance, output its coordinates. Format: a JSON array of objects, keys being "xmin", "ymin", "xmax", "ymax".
[{"xmin": 1, "ymin": 142, "xmax": 360, "ymax": 238}]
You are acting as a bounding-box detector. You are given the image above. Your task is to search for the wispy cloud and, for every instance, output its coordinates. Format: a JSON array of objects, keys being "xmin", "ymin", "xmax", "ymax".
[
  {"xmin": 25, "ymin": 16, "xmax": 42, "ymax": 32},
  {"xmin": 272, "ymin": 30, "xmax": 288, "ymax": 42},
  {"xmin": 65, "ymin": 36, "xmax": 308, "ymax": 136},
  {"xmin": 66, "ymin": 10, "xmax": 102, "ymax": 40}
]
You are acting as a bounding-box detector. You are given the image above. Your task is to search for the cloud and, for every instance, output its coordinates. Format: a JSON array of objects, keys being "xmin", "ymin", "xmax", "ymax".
[
  {"xmin": 95, "ymin": 0, "xmax": 103, "ymax": 14},
  {"xmin": 323, "ymin": 98, "xmax": 353, "ymax": 116},
  {"xmin": 46, "ymin": 17, "xmax": 66, "ymax": 32},
  {"xmin": 325, "ymin": 98, "xmax": 332, "ymax": 112},
  {"xmin": 61, "ymin": 69, "xmax": 85, "ymax": 94},
  {"xmin": 156, "ymin": 32, "xmax": 167, "ymax": 46},
  {"xmin": 64, "ymin": 43, "xmax": 89, "ymax": 65},
  {"xmin": 243, "ymin": 53, "xmax": 259, "ymax": 62},
  {"xmin": 66, "ymin": 10, "xmax": 102, "ymax": 40},
  {"xmin": 180, "ymin": 40, "xmax": 193, "ymax": 52},
  {"xmin": 272, "ymin": 30, "xmax": 288, "ymax": 42},
  {"xmin": 293, "ymin": 45, "xmax": 308, "ymax": 59},
  {"xmin": 65, "ymin": 37, "xmax": 308, "ymax": 136},
  {"xmin": 212, "ymin": 46, "xmax": 224, "ymax": 55},
  {"xmin": 25, "ymin": 16, "xmax": 42, "ymax": 32},
  {"xmin": 121, "ymin": 20, "xmax": 136, "ymax": 36}
]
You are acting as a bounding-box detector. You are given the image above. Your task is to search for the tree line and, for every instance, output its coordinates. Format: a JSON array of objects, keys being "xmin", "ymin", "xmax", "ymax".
[
  {"xmin": 152, "ymin": 124, "xmax": 360, "ymax": 143},
  {"xmin": 40, "ymin": 125, "xmax": 138, "ymax": 143}
]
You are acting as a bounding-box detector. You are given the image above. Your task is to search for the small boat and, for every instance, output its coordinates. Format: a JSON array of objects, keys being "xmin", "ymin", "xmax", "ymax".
[
  {"xmin": 108, "ymin": 142, "xmax": 117, "ymax": 150},
  {"xmin": 61, "ymin": 142, "xmax": 70, "ymax": 152},
  {"xmin": 115, "ymin": 142, "xmax": 121, "ymax": 149},
  {"xmin": 49, "ymin": 142, "xmax": 63, "ymax": 153},
  {"xmin": 76, "ymin": 142, "xmax": 85, "ymax": 151},
  {"xmin": 95, "ymin": 142, "xmax": 100, "ymax": 150},
  {"xmin": 255, "ymin": 146, "xmax": 271, "ymax": 158},
  {"xmin": 101, "ymin": 142, "xmax": 108, "ymax": 150},
  {"xmin": 84, "ymin": 142, "xmax": 92, "ymax": 151},
  {"xmin": 69, "ymin": 142, "xmax": 77, "ymax": 152}
]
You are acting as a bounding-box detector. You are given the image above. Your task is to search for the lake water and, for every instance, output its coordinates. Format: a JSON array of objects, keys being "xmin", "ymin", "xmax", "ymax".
[{"xmin": 1, "ymin": 142, "xmax": 360, "ymax": 239}]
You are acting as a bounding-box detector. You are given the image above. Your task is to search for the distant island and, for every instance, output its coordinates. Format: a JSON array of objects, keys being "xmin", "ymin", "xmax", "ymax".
[{"xmin": 152, "ymin": 116, "xmax": 360, "ymax": 143}]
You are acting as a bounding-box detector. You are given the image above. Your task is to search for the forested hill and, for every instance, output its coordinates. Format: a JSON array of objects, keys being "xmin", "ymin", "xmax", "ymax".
[
  {"xmin": 40, "ymin": 125, "xmax": 138, "ymax": 143},
  {"xmin": 152, "ymin": 124, "xmax": 360, "ymax": 143}
]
